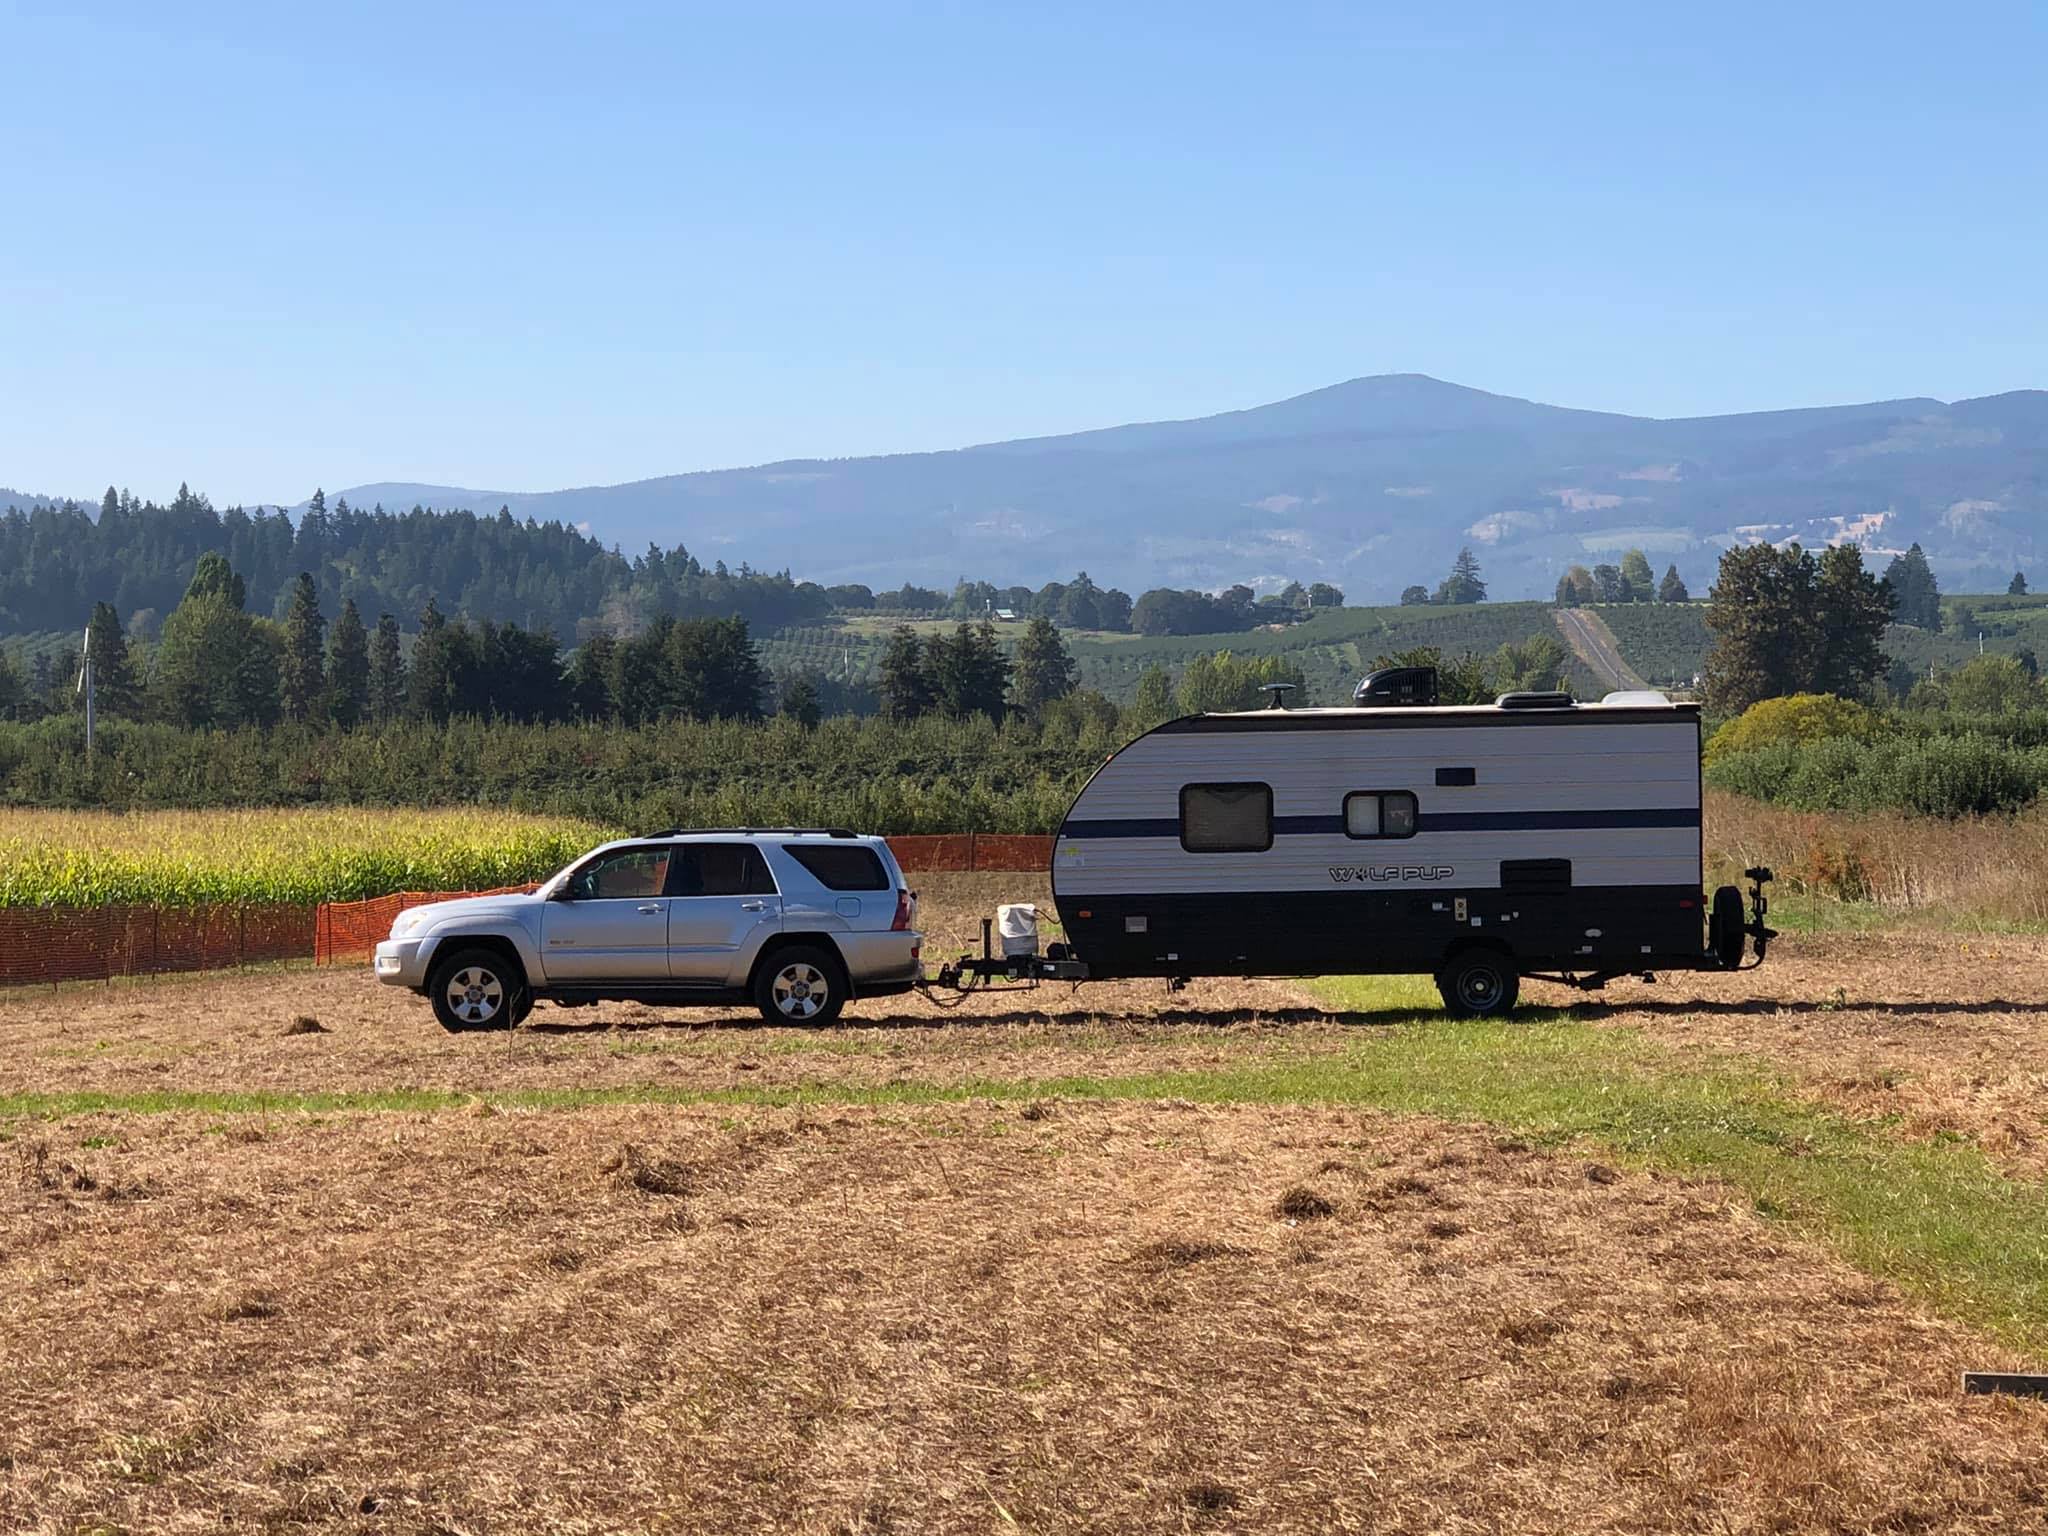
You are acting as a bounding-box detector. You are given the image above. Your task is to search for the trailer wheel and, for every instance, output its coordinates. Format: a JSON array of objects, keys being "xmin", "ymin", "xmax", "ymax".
[
  {"xmin": 1709, "ymin": 885, "xmax": 1745, "ymax": 969},
  {"xmin": 1436, "ymin": 950, "xmax": 1519, "ymax": 1018}
]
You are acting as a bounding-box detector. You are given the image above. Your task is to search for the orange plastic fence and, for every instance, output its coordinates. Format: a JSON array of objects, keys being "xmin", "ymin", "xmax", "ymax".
[
  {"xmin": 886, "ymin": 833, "xmax": 1053, "ymax": 873},
  {"xmin": 0, "ymin": 904, "xmax": 315, "ymax": 988},
  {"xmin": 313, "ymin": 885, "xmax": 538, "ymax": 967},
  {"xmin": 0, "ymin": 836, "xmax": 1061, "ymax": 984}
]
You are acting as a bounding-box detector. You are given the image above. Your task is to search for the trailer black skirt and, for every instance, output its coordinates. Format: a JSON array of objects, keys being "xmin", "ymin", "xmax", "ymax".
[{"xmin": 1055, "ymin": 884, "xmax": 1707, "ymax": 979}]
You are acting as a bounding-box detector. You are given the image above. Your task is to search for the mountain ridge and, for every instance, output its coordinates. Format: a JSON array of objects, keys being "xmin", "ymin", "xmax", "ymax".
[{"xmin": 16, "ymin": 376, "xmax": 2045, "ymax": 600}]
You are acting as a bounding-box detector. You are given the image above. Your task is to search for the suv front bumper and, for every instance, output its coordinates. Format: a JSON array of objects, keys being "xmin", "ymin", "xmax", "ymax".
[{"xmin": 374, "ymin": 937, "xmax": 431, "ymax": 989}]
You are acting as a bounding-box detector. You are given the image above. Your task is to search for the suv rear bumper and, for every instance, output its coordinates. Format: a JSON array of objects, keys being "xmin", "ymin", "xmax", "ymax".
[{"xmin": 838, "ymin": 931, "xmax": 922, "ymax": 994}]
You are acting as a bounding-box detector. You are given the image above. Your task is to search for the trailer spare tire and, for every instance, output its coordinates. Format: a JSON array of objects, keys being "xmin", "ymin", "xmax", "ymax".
[
  {"xmin": 1710, "ymin": 885, "xmax": 1746, "ymax": 969},
  {"xmin": 1436, "ymin": 949, "xmax": 1519, "ymax": 1018}
]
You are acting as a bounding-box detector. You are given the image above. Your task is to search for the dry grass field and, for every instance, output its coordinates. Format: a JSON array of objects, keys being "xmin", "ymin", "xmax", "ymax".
[{"xmin": 6, "ymin": 876, "xmax": 2048, "ymax": 1533}]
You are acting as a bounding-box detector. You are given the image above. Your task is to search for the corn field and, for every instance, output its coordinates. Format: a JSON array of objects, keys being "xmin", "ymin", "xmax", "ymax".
[{"xmin": 0, "ymin": 808, "xmax": 610, "ymax": 908}]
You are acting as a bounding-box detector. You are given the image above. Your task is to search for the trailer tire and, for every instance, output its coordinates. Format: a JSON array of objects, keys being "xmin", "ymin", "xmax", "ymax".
[
  {"xmin": 1709, "ymin": 885, "xmax": 1745, "ymax": 969},
  {"xmin": 1436, "ymin": 949, "xmax": 1519, "ymax": 1018}
]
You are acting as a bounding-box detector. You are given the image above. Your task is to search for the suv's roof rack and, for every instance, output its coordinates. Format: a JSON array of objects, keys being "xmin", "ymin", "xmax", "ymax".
[{"xmin": 639, "ymin": 826, "xmax": 860, "ymax": 839}]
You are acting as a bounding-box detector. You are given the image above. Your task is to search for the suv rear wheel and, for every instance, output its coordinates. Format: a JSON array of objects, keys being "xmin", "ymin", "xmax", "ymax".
[
  {"xmin": 429, "ymin": 948, "xmax": 526, "ymax": 1032},
  {"xmin": 754, "ymin": 945, "xmax": 846, "ymax": 1026}
]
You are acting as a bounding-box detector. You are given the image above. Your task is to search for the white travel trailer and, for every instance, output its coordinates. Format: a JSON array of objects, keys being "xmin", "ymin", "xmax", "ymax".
[{"xmin": 1039, "ymin": 678, "xmax": 1773, "ymax": 1015}]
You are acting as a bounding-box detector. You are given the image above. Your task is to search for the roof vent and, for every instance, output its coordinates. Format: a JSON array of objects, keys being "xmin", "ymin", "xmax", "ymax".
[
  {"xmin": 1495, "ymin": 690, "xmax": 1576, "ymax": 710},
  {"xmin": 1600, "ymin": 689, "xmax": 1672, "ymax": 706},
  {"xmin": 1354, "ymin": 666, "xmax": 1438, "ymax": 708}
]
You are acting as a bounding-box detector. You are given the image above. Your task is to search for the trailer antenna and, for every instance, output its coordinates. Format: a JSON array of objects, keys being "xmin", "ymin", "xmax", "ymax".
[{"xmin": 1258, "ymin": 681, "xmax": 1297, "ymax": 710}]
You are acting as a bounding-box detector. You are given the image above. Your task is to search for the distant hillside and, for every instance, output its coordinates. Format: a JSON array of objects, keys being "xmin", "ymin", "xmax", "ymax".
[
  {"xmin": 294, "ymin": 374, "xmax": 2048, "ymax": 602},
  {"xmin": 761, "ymin": 602, "xmax": 1610, "ymax": 707}
]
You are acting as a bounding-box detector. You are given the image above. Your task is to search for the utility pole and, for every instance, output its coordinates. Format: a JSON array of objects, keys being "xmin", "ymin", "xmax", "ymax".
[{"xmin": 76, "ymin": 623, "xmax": 95, "ymax": 761}]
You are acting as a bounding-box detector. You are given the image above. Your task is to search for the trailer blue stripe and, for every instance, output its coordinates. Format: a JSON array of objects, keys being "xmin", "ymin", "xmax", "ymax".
[{"xmin": 1059, "ymin": 807, "xmax": 1700, "ymax": 840}]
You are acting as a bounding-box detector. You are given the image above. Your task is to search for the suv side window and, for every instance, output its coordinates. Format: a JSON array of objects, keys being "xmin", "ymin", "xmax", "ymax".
[
  {"xmin": 782, "ymin": 843, "xmax": 889, "ymax": 890},
  {"xmin": 672, "ymin": 843, "xmax": 778, "ymax": 897},
  {"xmin": 565, "ymin": 846, "xmax": 673, "ymax": 901}
]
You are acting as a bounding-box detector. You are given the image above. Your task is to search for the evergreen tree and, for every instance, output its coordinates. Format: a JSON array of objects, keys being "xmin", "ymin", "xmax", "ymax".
[
  {"xmin": 926, "ymin": 622, "xmax": 1010, "ymax": 718},
  {"xmin": 2011, "ymin": 571, "xmax": 2029, "ymax": 596},
  {"xmin": 878, "ymin": 625, "xmax": 934, "ymax": 720},
  {"xmin": 369, "ymin": 612, "xmax": 406, "ymax": 722},
  {"xmin": 1881, "ymin": 543, "xmax": 1942, "ymax": 630},
  {"xmin": 279, "ymin": 572, "xmax": 327, "ymax": 721},
  {"xmin": 780, "ymin": 675, "xmax": 822, "ymax": 728},
  {"xmin": 1435, "ymin": 548, "xmax": 1486, "ymax": 605},
  {"xmin": 1619, "ymin": 548, "xmax": 1655, "ymax": 602},
  {"xmin": 29, "ymin": 653, "xmax": 53, "ymax": 717},
  {"xmin": 328, "ymin": 598, "xmax": 370, "ymax": 728},
  {"xmin": 665, "ymin": 616, "xmax": 766, "ymax": 720},
  {"xmin": 1592, "ymin": 564, "xmax": 1623, "ymax": 603},
  {"xmin": 568, "ymin": 632, "xmax": 617, "ymax": 719},
  {"xmin": 1703, "ymin": 543, "xmax": 1890, "ymax": 712},
  {"xmin": 0, "ymin": 647, "xmax": 24, "ymax": 720},
  {"xmin": 83, "ymin": 600, "xmax": 142, "ymax": 718},
  {"xmin": 407, "ymin": 597, "xmax": 458, "ymax": 720},
  {"xmin": 152, "ymin": 555, "xmax": 277, "ymax": 728},
  {"xmin": 609, "ymin": 621, "xmax": 673, "ymax": 724},
  {"xmin": 1011, "ymin": 616, "xmax": 1076, "ymax": 715},
  {"xmin": 1657, "ymin": 565, "xmax": 1689, "ymax": 603},
  {"xmin": 1811, "ymin": 544, "xmax": 1894, "ymax": 696}
]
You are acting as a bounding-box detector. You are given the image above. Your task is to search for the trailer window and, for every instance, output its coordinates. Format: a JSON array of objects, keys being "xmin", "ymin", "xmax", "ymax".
[
  {"xmin": 1180, "ymin": 783, "xmax": 1273, "ymax": 852},
  {"xmin": 1345, "ymin": 791, "xmax": 1418, "ymax": 839}
]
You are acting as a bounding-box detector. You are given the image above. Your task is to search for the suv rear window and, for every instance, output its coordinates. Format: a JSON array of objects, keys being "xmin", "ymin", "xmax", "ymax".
[{"xmin": 782, "ymin": 844, "xmax": 889, "ymax": 891}]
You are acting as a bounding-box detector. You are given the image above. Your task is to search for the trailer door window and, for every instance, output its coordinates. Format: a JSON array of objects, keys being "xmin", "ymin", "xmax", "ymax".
[
  {"xmin": 1180, "ymin": 783, "xmax": 1273, "ymax": 852},
  {"xmin": 1345, "ymin": 791, "xmax": 1418, "ymax": 839}
]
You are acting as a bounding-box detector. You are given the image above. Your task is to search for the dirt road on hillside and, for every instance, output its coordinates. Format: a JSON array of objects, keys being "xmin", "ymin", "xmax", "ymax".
[{"xmin": 1555, "ymin": 607, "xmax": 1650, "ymax": 693}]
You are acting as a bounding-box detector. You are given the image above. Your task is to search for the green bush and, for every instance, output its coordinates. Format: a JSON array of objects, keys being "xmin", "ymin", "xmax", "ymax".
[
  {"xmin": 1705, "ymin": 733, "xmax": 2046, "ymax": 817},
  {"xmin": 1704, "ymin": 693, "xmax": 1879, "ymax": 764},
  {"xmin": 0, "ymin": 713, "xmax": 1112, "ymax": 833}
]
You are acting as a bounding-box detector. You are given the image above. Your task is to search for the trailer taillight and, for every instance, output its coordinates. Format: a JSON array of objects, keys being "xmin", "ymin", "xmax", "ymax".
[{"xmin": 892, "ymin": 888, "xmax": 915, "ymax": 931}]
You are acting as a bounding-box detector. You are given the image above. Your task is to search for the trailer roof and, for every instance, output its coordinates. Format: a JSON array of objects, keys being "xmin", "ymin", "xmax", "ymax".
[{"xmin": 1159, "ymin": 695, "xmax": 1700, "ymax": 733}]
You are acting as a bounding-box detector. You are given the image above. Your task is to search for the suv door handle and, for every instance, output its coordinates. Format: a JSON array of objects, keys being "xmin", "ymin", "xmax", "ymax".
[
  {"xmin": 636, "ymin": 903, "xmax": 662, "ymax": 914},
  {"xmin": 740, "ymin": 900, "xmax": 767, "ymax": 912}
]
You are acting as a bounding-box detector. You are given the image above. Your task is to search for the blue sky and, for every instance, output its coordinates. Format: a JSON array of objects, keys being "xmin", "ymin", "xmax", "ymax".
[{"xmin": 3, "ymin": 0, "xmax": 2043, "ymax": 506}]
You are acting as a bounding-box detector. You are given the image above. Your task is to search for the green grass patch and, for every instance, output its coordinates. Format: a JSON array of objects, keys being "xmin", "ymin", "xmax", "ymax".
[{"xmin": 10, "ymin": 1009, "xmax": 2048, "ymax": 1351}]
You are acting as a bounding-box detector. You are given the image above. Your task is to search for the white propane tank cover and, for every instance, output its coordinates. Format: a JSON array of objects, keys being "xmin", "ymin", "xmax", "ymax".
[{"xmin": 996, "ymin": 903, "xmax": 1039, "ymax": 958}]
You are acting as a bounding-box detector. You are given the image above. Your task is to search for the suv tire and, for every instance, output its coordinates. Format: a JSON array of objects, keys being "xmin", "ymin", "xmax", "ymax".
[
  {"xmin": 754, "ymin": 945, "xmax": 846, "ymax": 1026},
  {"xmin": 429, "ymin": 947, "xmax": 526, "ymax": 1032},
  {"xmin": 1435, "ymin": 949, "xmax": 1519, "ymax": 1018}
]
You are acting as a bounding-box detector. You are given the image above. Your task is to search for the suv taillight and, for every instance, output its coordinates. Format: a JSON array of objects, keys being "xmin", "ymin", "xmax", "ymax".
[{"xmin": 892, "ymin": 888, "xmax": 915, "ymax": 931}]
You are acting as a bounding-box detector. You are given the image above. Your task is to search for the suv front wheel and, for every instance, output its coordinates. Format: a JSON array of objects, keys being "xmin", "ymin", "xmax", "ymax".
[
  {"xmin": 429, "ymin": 948, "xmax": 527, "ymax": 1032},
  {"xmin": 754, "ymin": 945, "xmax": 846, "ymax": 1026}
]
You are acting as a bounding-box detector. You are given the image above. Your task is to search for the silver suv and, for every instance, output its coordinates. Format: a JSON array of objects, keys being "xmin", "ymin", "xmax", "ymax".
[{"xmin": 373, "ymin": 829, "xmax": 922, "ymax": 1030}]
